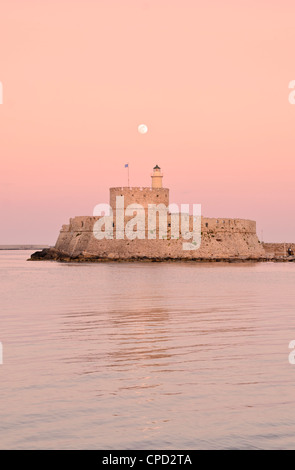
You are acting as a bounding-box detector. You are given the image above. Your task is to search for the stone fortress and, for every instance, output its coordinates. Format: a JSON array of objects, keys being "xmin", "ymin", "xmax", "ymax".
[
  {"xmin": 29, "ymin": 164, "xmax": 295, "ymax": 263},
  {"xmin": 31, "ymin": 165, "xmax": 294, "ymax": 262}
]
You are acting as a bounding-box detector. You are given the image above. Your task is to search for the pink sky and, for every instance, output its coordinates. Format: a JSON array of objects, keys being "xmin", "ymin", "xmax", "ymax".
[{"xmin": 0, "ymin": 0, "xmax": 294, "ymax": 244}]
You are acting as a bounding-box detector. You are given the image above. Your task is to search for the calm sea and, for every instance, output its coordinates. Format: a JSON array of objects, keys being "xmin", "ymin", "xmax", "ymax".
[{"xmin": 0, "ymin": 250, "xmax": 295, "ymax": 450}]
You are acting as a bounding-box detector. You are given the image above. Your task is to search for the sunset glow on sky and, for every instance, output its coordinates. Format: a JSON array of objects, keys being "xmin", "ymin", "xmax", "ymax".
[{"xmin": 0, "ymin": 0, "xmax": 295, "ymax": 243}]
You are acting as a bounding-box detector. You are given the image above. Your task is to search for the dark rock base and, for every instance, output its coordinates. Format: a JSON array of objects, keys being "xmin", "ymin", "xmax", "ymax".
[{"xmin": 28, "ymin": 248, "xmax": 295, "ymax": 263}]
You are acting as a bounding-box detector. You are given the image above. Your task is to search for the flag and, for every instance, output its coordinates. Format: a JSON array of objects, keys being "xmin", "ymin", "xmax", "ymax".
[{"xmin": 125, "ymin": 164, "xmax": 129, "ymax": 168}]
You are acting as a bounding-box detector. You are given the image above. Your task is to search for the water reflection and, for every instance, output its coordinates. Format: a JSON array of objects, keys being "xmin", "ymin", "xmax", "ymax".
[
  {"xmin": 1, "ymin": 253, "xmax": 295, "ymax": 449},
  {"xmin": 106, "ymin": 306, "xmax": 172, "ymax": 368}
]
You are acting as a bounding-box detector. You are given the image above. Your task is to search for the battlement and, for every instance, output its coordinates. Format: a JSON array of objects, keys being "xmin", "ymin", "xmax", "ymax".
[{"xmin": 110, "ymin": 187, "xmax": 168, "ymax": 191}]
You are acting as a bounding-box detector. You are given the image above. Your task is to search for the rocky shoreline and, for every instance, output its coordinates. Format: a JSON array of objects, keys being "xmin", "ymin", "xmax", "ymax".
[{"xmin": 29, "ymin": 247, "xmax": 295, "ymax": 263}]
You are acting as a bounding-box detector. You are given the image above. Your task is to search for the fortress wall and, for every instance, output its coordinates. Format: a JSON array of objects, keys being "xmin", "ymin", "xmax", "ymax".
[
  {"xmin": 69, "ymin": 216, "xmax": 99, "ymax": 232},
  {"xmin": 84, "ymin": 232, "xmax": 265, "ymax": 259},
  {"xmin": 59, "ymin": 215, "xmax": 256, "ymax": 240},
  {"xmin": 262, "ymin": 243, "xmax": 295, "ymax": 257},
  {"xmin": 55, "ymin": 216, "xmax": 98, "ymax": 254},
  {"xmin": 55, "ymin": 231, "xmax": 74, "ymax": 253},
  {"xmin": 201, "ymin": 218, "xmax": 256, "ymax": 233},
  {"xmin": 55, "ymin": 214, "xmax": 265, "ymax": 259},
  {"xmin": 66, "ymin": 231, "xmax": 93, "ymax": 256},
  {"xmin": 58, "ymin": 215, "xmax": 256, "ymax": 235},
  {"xmin": 110, "ymin": 187, "xmax": 169, "ymax": 211}
]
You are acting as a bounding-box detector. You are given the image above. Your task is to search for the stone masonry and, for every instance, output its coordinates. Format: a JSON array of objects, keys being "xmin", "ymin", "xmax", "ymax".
[{"xmin": 54, "ymin": 166, "xmax": 266, "ymax": 260}]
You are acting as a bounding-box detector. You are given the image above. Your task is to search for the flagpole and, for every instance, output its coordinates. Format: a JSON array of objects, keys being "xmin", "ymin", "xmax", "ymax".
[{"xmin": 128, "ymin": 163, "xmax": 129, "ymax": 187}]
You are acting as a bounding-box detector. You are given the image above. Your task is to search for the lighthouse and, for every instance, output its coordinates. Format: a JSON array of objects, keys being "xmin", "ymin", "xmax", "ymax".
[{"xmin": 151, "ymin": 165, "xmax": 163, "ymax": 189}]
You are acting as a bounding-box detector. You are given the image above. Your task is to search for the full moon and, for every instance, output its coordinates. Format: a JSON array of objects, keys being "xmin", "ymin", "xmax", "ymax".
[{"xmin": 138, "ymin": 124, "xmax": 148, "ymax": 134}]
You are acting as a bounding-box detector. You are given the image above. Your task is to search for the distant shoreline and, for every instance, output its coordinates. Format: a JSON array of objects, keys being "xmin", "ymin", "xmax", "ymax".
[{"xmin": 0, "ymin": 245, "xmax": 50, "ymax": 250}]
